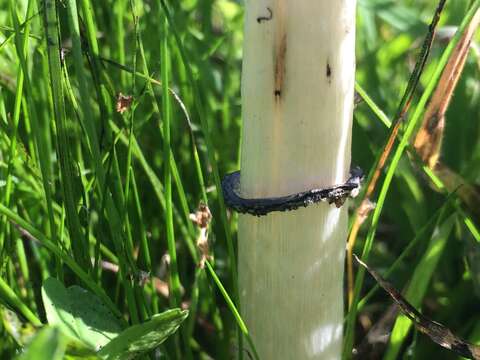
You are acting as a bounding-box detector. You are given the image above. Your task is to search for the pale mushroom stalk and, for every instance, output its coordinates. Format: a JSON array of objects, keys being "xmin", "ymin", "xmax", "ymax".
[{"xmin": 238, "ymin": 0, "xmax": 356, "ymax": 358}]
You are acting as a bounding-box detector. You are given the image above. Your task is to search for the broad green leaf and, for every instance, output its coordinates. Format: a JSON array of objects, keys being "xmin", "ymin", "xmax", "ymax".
[
  {"xmin": 97, "ymin": 309, "xmax": 188, "ymax": 360},
  {"xmin": 16, "ymin": 327, "xmax": 66, "ymax": 360},
  {"xmin": 2, "ymin": 306, "xmax": 95, "ymax": 358},
  {"xmin": 42, "ymin": 278, "xmax": 122, "ymax": 351}
]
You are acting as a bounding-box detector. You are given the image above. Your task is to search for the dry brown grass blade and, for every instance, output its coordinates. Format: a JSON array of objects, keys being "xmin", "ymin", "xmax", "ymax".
[
  {"xmin": 354, "ymin": 254, "xmax": 480, "ymax": 360},
  {"xmin": 413, "ymin": 9, "xmax": 480, "ymax": 221},
  {"xmin": 414, "ymin": 9, "xmax": 480, "ymax": 168}
]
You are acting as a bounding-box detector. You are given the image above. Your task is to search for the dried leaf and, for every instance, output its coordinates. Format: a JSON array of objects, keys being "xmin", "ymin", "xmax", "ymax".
[
  {"xmin": 414, "ymin": 9, "xmax": 480, "ymax": 168},
  {"xmin": 115, "ymin": 93, "xmax": 133, "ymax": 114},
  {"xmin": 189, "ymin": 203, "xmax": 213, "ymax": 268},
  {"xmin": 354, "ymin": 254, "xmax": 480, "ymax": 359}
]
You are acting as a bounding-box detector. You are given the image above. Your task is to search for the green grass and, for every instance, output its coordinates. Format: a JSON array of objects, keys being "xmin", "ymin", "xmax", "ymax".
[{"xmin": 0, "ymin": 0, "xmax": 479, "ymax": 359}]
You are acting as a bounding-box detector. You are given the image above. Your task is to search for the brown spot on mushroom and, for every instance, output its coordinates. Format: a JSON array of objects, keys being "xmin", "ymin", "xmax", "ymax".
[
  {"xmin": 274, "ymin": 33, "xmax": 287, "ymax": 99},
  {"xmin": 326, "ymin": 62, "xmax": 332, "ymax": 84},
  {"xmin": 257, "ymin": 7, "xmax": 273, "ymax": 23}
]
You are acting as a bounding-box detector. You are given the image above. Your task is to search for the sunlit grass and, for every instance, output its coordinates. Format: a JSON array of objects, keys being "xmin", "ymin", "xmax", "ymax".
[{"xmin": 0, "ymin": 0, "xmax": 479, "ymax": 358}]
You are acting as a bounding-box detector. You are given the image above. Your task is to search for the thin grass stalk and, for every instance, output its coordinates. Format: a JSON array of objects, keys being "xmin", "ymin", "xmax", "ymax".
[
  {"xmin": 108, "ymin": 121, "xmax": 192, "ymax": 250},
  {"xmin": 158, "ymin": 0, "xmax": 241, "ymax": 353},
  {"xmin": 159, "ymin": 11, "xmax": 184, "ymax": 357},
  {"xmin": 113, "ymin": 0, "xmax": 127, "ymax": 88},
  {"xmin": 131, "ymin": 170, "xmax": 159, "ymax": 314},
  {"xmin": 354, "ymin": 82, "xmax": 392, "ymax": 129},
  {"xmin": 0, "ymin": 276, "xmax": 41, "ymax": 326},
  {"xmin": 121, "ymin": 6, "xmax": 151, "ymax": 322},
  {"xmin": 130, "ymin": 1, "xmax": 197, "ymax": 263},
  {"xmin": 0, "ymin": 64, "xmax": 22, "ymax": 259},
  {"xmin": 160, "ymin": 12, "xmax": 181, "ymax": 309},
  {"xmin": 43, "ymin": 0, "xmax": 90, "ymax": 269},
  {"xmin": 8, "ymin": 0, "xmax": 59, "ymax": 276},
  {"xmin": 205, "ymin": 261, "xmax": 260, "ymax": 360},
  {"xmin": 158, "ymin": 0, "xmax": 238, "ymax": 284}
]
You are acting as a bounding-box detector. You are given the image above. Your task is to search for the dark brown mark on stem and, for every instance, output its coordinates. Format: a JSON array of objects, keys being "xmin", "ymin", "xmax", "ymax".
[
  {"xmin": 326, "ymin": 62, "xmax": 332, "ymax": 84},
  {"xmin": 257, "ymin": 7, "xmax": 273, "ymax": 23},
  {"xmin": 274, "ymin": 34, "xmax": 287, "ymax": 99},
  {"xmin": 426, "ymin": 112, "xmax": 441, "ymax": 134}
]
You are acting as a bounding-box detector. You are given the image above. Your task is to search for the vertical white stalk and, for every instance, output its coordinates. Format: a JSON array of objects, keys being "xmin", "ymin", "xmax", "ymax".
[{"xmin": 238, "ymin": 1, "xmax": 356, "ymax": 358}]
